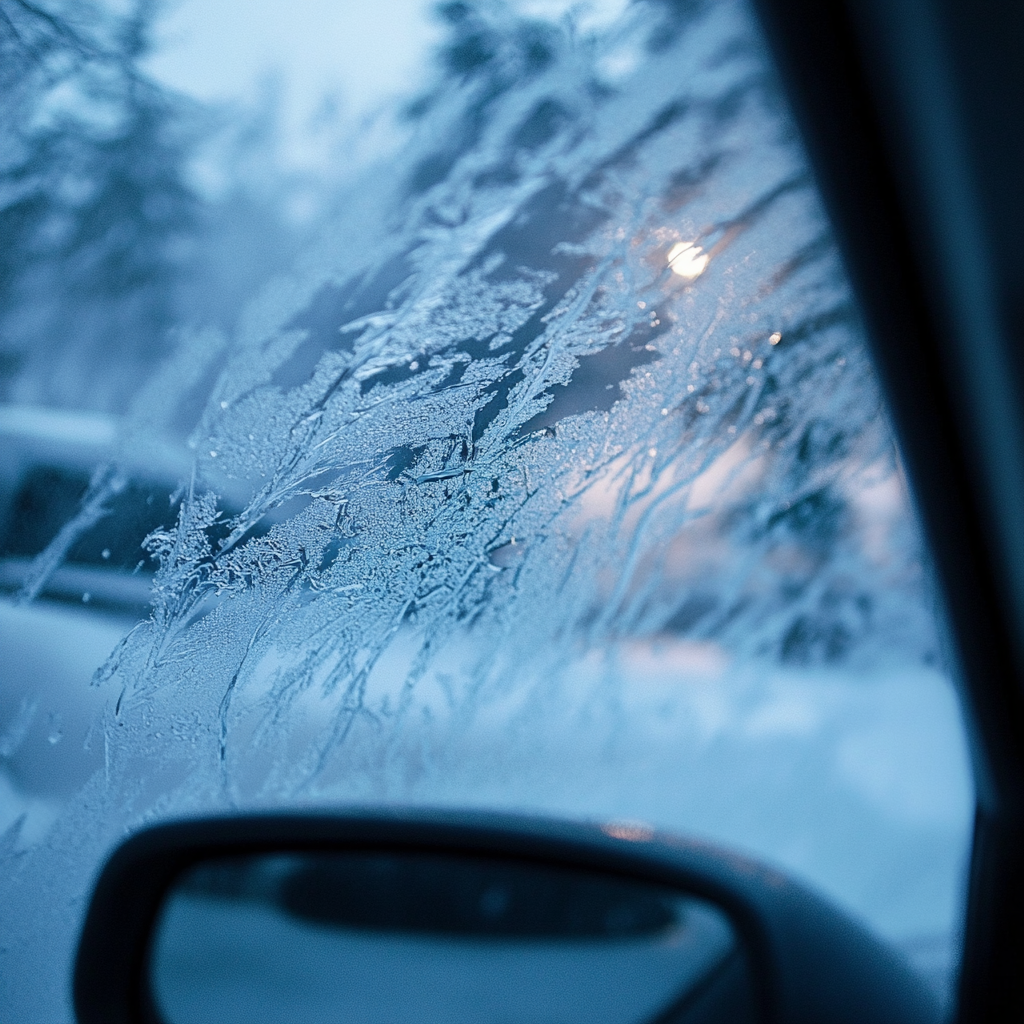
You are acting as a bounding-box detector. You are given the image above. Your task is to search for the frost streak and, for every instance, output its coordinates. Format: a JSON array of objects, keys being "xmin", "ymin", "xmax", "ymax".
[{"xmin": 92, "ymin": 1, "xmax": 933, "ymax": 798}]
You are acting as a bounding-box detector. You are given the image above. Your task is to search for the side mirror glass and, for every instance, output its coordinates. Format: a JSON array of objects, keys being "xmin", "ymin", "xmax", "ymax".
[{"xmin": 150, "ymin": 849, "xmax": 739, "ymax": 1024}]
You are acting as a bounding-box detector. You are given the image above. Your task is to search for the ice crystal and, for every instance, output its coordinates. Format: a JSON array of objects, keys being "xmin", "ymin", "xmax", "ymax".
[
  {"xmin": 1, "ymin": 5, "xmax": 970, "ymax": 1018},
  {"xmin": 80, "ymin": 0, "xmax": 937, "ymax": 797}
]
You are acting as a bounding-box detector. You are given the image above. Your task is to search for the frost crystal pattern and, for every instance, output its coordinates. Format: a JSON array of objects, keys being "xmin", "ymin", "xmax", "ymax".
[
  {"xmin": 97, "ymin": 3, "xmax": 928, "ymax": 796},
  {"xmin": 0, "ymin": 3, "xmax": 970, "ymax": 1017}
]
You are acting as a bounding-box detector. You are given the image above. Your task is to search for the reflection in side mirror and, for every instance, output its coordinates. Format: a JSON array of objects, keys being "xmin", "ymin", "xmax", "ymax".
[{"xmin": 150, "ymin": 851, "xmax": 740, "ymax": 1024}]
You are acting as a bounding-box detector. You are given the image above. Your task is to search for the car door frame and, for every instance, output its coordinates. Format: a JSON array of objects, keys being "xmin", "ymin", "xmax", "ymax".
[{"xmin": 750, "ymin": 1, "xmax": 1024, "ymax": 1020}]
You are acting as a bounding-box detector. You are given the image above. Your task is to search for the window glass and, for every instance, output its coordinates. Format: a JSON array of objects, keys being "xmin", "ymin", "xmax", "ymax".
[{"xmin": 0, "ymin": 1, "xmax": 973, "ymax": 1018}]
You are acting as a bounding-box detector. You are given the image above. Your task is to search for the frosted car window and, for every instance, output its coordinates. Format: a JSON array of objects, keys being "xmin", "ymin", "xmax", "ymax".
[{"xmin": 0, "ymin": 1, "xmax": 972, "ymax": 1018}]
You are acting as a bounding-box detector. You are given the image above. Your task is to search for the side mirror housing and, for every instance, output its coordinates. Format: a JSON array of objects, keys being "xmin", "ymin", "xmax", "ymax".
[{"xmin": 73, "ymin": 810, "xmax": 938, "ymax": 1024}]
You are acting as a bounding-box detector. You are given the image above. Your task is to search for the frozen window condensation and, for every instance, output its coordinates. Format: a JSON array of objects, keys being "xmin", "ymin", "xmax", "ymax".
[
  {"xmin": 74, "ymin": 0, "xmax": 936, "ymax": 804},
  {"xmin": 0, "ymin": 6, "xmax": 974, "ymax": 1019}
]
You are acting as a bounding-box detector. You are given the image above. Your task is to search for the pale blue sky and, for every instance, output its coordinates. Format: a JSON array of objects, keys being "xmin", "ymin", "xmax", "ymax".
[
  {"xmin": 145, "ymin": 0, "xmax": 439, "ymax": 124},
  {"xmin": 144, "ymin": 1, "xmax": 631, "ymax": 132}
]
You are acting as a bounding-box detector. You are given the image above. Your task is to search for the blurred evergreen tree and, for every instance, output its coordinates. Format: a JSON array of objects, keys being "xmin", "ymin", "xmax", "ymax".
[{"xmin": 0, "ymin": 0, "xmax": 202, "ymax": 412}]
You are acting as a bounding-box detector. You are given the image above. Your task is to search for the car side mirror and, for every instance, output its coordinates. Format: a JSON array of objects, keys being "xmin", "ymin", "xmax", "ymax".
[{"xmin": 72, "ymin": 810, "xmax": 939, "ymax": 1024}]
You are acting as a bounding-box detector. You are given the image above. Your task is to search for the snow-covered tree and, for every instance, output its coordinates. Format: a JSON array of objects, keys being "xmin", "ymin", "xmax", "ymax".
[{"xmin": 0, "ymin": 0, "xmax": 202, "ymax": 412}]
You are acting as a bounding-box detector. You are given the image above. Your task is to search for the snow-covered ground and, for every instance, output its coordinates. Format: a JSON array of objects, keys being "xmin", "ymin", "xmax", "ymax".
[{"xmin": 1, "ymin": 598, "xmax": 972, "ymax": 1014}]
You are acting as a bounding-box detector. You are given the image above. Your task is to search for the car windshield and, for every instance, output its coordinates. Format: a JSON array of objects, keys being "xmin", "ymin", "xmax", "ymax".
[{"xmin": 0, "ymin": 1, "xmax": 973, "ymax": 1018}]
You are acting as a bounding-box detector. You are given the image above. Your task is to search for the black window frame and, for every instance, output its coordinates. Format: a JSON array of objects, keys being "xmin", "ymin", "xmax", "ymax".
[{"xmin": 750, "ymin": 2, "xmax": 1024, "ymax": 1020}]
